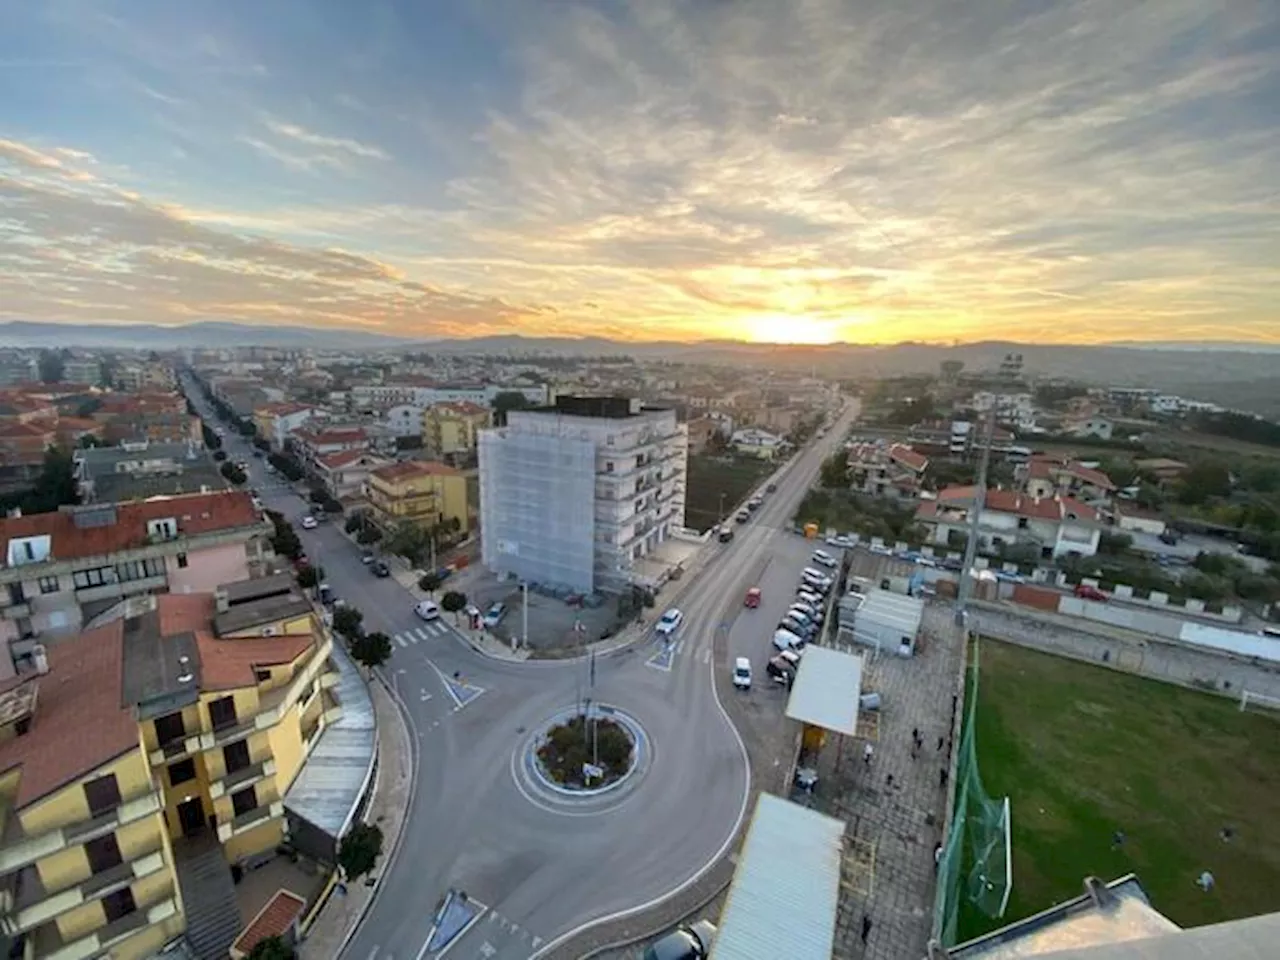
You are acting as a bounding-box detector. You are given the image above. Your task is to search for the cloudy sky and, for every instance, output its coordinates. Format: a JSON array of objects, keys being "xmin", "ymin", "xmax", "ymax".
[{"xmin": 2, "ymin": 0, "xmax": 1277, "ymax": 344}]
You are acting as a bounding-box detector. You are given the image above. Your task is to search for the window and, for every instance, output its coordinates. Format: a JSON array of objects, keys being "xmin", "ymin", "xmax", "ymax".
[
  {"xmin": 146, "ymin": 517, "xmax": 178, "ymax": 540},
  {"xmin": 168, "ymin": 759, "xmax": 196, "ymax": 787},
  {"xmin": 84, "ymin": 833, "xmax": 124, "ymax": 874},
  {"xmin": 101, "ymin": 887, "xmax": 137, "ymax": 924},
  {"xmin": 223, "ymin": 739, "xmax": 251, "ymax": 775},
  {"xmin": 72, "ymin": 567, "xmax": 112, "ymax": 589},
  {"xmin": 231, "ymin": 785, "xmax": 258, "ymax": 818},
  {"xmin": 208, "ymin": 696, "xmax": 238, "ymax": 732},
  {"xmin": 604, "ymin": 461, "xmax": 614, "ymax": 473},
  {"xmin": 37, "ymin": 575, "xmax": 60, "ymax": 594},
  {"xmin": 254, "ymin": 668, "xmax": 271, "ymax": 684},
  {"xmin": 154, "ymin": 711, "xmax": 186, "ymax": 747},
  {"xmin": 83, "ymin": 774, "xmax": 122, "ymax": 818},
  {"xmin": 176, "ymin": 552, "xmax": 188, "ymax": 569},
  {"xmin": 115, "ymin": 557, "xmax": 166, "ymax": 582}
]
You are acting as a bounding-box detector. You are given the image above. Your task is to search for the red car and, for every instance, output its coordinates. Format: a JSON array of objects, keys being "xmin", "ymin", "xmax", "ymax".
[
  {"xmin": 744, "ymin": 587, "xmax": 761, "ymax": 608},
  {"xmin": 1074, "ymin": 584, "xmax": 1108, "ymax": 602}
]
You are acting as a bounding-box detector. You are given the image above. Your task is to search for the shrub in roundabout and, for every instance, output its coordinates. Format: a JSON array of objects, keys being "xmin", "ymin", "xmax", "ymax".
[{"xmin": 537, "ymin": 715, "xmax": 634, "ymax": 788}]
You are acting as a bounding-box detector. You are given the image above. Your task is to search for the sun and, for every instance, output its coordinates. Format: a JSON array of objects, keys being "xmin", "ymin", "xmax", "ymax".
[{"xmin": 742, "ymin": 313, "xmax": 840, "ymax": 345}]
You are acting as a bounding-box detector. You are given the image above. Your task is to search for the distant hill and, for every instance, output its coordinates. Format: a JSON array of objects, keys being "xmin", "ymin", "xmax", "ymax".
[{"xmin": 0, "ymin": 320, "xmax": 411, "ymax": 350}]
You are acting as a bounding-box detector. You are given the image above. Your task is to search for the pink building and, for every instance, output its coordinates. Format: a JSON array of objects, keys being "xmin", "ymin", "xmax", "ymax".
[{"xmin": 0, "ymin": 491, "xmax": 273, "ymax": 678}]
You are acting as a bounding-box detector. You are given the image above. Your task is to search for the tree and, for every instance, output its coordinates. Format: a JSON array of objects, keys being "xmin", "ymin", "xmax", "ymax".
[
  {"xmin": 332, "ymin": 606, "xmax": 364, "ymax": 640},
  {"xmin": 220, "ymin": 461, "xmax": 247, "ymax": 485},
  {"xmin": 245, "ymin": 936, "xmax": 295, "ymax": 960},
  {"xmin": 418, "ymin": 572, "xmax": 442, "ymax": 594},
  {"xmin": 350, "ymin": 631, "xmax": 392, "ymax": 671},
  {"xmin": 22, "ymin": 447, "xmax": 79, "ymax": 514},
  {"xmin": 37, "ymin": 349, "xmax": 65, "ymax": 384},
  {"xmin": 337, "ymin": 822, "xmax": 383, "ymax": 882},
  {"xmin": 296, "ymin": 566, "xmax": 321, "ymax": 589},
  {"xmin": 356, "ymin": 527, "xmax": 382, "ymax": 545},
  {"xmin": 345, "ymin": 514, "xmax": 364, "ymax": 534},
  {"xmin": 213, "ymin": 450, "xmax": 228, "ymax": 462},
  {"xmin": 201, "ymin": 423, "xmax": 222, "ymax": 450},
  {"xmin": 253, "ymin": 436, "xmax": 271, "ymax": 452},
  {"xmin": 818, "ymin": 452, "xmax": 849, "ymax": 489},
  {"xmin": 323, "ymin": 497, "xmax": 344, "ymax": 514},
  {"xmin": 441, "ymin": 590, "xmax": 467, "ymax": 621},
  {"xmin": 491, "ymin": 391, "xmax": 532, "ymax": 427},
  {"xmin": 1177, "ymin": 462, "xmax": 1232, "ymax": 505}
]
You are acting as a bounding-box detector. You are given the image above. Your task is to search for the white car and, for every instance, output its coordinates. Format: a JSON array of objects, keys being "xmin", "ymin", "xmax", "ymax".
[
  {"xmin": 732, "ymin": 657, "xmax": 752, "ymax": 690},
  {"xmin": 811, "ymin": 550, "xmax": 838, "ymax": 568},
  {"xmin": 300, "ymin": 515, "xmax": 318, "ymax": 530},
  {"xmin": 482, "ymin": 602, "xmax": 507, "ymax": 629},
  {"xmin": 415, "ymin": 600, "xmax": 440, "ymax": 621},
  {"xmin": 655, "ymin": 608, "xmax": 684, "ymax": 637},
  {"xmin": 773, "ymin": 628, "xmax": 806, "ymax": 651}
]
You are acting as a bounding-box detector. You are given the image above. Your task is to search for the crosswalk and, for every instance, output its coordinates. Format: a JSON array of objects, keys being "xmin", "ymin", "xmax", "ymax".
[{"xmin": 393, "ymin": 622, "xmax": 452, "ymax": 647}]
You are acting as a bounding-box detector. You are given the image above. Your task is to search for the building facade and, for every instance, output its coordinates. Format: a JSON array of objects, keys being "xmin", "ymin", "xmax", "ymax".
[
  {"xmin": 366, "ymin": 461, "xmax": 470, "ymax": 536},
  {"xmin": 915, "ymin": 487, "xmax": 1102, "ymax": 559},
  {"xmin": 251, "ymin": 404, "xmax": 318, "ymax": 451},
  {"xmin": 422, "ymin": 402, "xmax": 489, "ymax": 460},
  {"xmin": 313, "ymin": 451, "xmax": 389, "ymax": 503},
  {"xmin": 478, "ymin": 396, "xmax": 687, "ymax": 594}
]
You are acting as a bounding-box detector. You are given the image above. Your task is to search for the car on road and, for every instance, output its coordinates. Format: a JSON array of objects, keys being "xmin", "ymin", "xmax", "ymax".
[
  {"xmin": 655, "ymin": 608, "xmax": 684, "ymax": 637},
  {"xmin": 766, "ymin": 482, "xmax": 777, "ymax": 493},
  {"xmin": 747, "ymin": 496, "xmax": 763, "ymax": 511},
  {"xmin": 482, "ymin": 602, "xmax": 508, "ymax": 629},
  {"xmin": 300, "ymin": 515, "xmax": 318, "ymax": 530},
  {"xmin": 370, "ymin": 560, "xmax": 391, "ymax": 578},
  {"xmin": 717, "ymin": 526, "xmax": 734, "ymax": 543},
  {"xmin": 643, "ymin": 921, "xmax": 716, "ymax": 960},
  {"xmin": 732, "ymin": 657, "xmax": 752, "ymax": 690},
  {"xmin": 360, "ymin": 550, "xmax": 375, "ymax": 564},
  {"xmin": 1074, "ymin": 584, "xmax": 1109, "ymax": 602},
  {"xmin": 415, "ymin": 599, "xmax": 441, "ymax": 621},
  {"xmin": 744, "ymin": 586, "xmax": 761, "ymax": 608},
  {"xmin": 253, "ymin": 449, "xmax": 264, "ymax": 458}
]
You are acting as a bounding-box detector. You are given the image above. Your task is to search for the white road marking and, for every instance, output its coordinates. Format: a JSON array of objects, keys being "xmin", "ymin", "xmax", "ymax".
[
  {"xmin": 365, "ymin": 948, "xmax": 379, "ymax": 960},
  {"xmin": 415, "ymin": 627, "xmax": 432, "ymax": 642},
  {"xmin": 701, "ymin": 647, "xmax": 711, "ymax": 663},
  {"xmin": 396, "ymin": 636, "xmax": 408, "ymax": 648}
]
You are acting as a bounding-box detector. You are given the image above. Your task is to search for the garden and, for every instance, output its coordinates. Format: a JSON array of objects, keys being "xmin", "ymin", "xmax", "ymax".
[{"xmin": 536, "ymin": 714, "xmax": 635, "ymax": 789}]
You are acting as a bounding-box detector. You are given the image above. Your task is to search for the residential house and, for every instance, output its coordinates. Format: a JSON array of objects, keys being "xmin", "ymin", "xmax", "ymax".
[
  {"xmin": 0, "ymin": 422, "xmax": 56, "ymax": 474},
  {"xmin": 1134, "ymin": 458, "xmax": 1189, "ymax": 484},
  {"xmin": 0, "ymin": 579, "xmax": 342, "ymax": 960},
  {"xmin": 288, "ymin": 427, "xmax": 369, "ymax": 473},
  {"xmin": 94, "ymin": 393, "xmax": 200, "ymax": 446},
  {"xmin": 367, "ymin": 461, "xmax": 471, "ymax": 536},
  {"xmin": 915, "ymin": 486, "xmax": 1102, "ymax": 559},
  {"xmin": 684, "ymin": 416, "xmax": 717, "ymax": 455},
  {"xmin": 252, "ymin": 403, "xmax": 319, "ymax": 451},
  {"xmin": 1019, "ymin": 455, "xmax": 1116, "ymax": 504},
  {"xmin": 969, "ymin": 391, "xmax": 1037, "ymax": 431},
  {"xmin": 382, "ymin": 404, "xmax": 424, "ymax": 440},
  {"xmin": 74, "ymin": 441, "xmax": 226, "ymax": 504},
  {"xmin": 478, "ymin": 396, "xmax": 687, "ymax": 595},
  {"xmin": 0, "ymin": 491, "xmax": 273, "ymax": 674},
  {"xmin": 847, "ymin": 442, "xmax": 929, "ymax": 500},
  {"xmin": 313, "ymin": 450, "xmax": 390, "ymax": 503},
  {"xmin": 422, "ymin": 402, "xmax": 489, "ymax": 461},
  {"xmin": 351, "ymin": 381, "xmax": 546, "ymax": 414},
  {"xmin": 730, "ymin": 427, "xmax": 785, "ymax": 459},
  {"xmin": 113, "ymin": 362, "xmax": 175, "ymax": 393},
  {"xmin": 1066, "ymin": 416, "xmax": 1114, "ymax": 440},
  {"xmin": 1114, "ymin": 505, "xmax": 1167, "ymax": 538},
  {"xmin": 0, "ymin": 353, "xmax": 37, "ymax": 387}
]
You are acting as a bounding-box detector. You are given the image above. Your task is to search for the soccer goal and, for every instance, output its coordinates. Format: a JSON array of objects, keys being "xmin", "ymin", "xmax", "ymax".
[{"xmin": 1239, "ymin": 689, "xmax": 1280, "ymax": 714}]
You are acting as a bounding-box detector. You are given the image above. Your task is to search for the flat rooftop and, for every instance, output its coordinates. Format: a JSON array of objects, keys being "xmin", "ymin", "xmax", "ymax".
[{"xmin": 121, "ymin": 608, "xmax": 202, "ymax": 720}]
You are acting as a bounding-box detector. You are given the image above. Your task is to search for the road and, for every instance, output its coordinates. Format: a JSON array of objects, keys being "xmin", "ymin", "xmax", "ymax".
[{"xmin": 185, "ymin": 378, "xmax": 858, "ymax": 959}]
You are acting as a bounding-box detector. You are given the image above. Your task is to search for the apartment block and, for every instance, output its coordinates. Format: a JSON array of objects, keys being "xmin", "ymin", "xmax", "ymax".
[
  {"xmin": 251, "ymin": 404, "xmax": 318, "ymax": 451},
  {"xmin": 0, "ymin": 492, "xmax": 273, "ymax": 678},
  {"xmin": 846, "ymin": 442, "xmax": 929, "ymax": 500},
  {"xmin": 0, "ymin": 577, "xmax": 342, "ymax": 960},
  {"xmin": 366, "ymin": 461, "xmax": 471, "ymax": 536},
  {"xmin": 288, "ymin": 427, "xmax": 368, "ymax": 473},
  {"xmin": 422, "ymin": 401, "xmax": 489, "ymax": 460},
  {"xmin": 350, "ymin": 381, "xmax": 547, "ymax": 413},
  {"xmin": 73, "ymin": 442, "xmax": 225, "ymax": 505},
  {"xmin": 478, "ymin": 395, "xmax": 687, "ymax": 594}
]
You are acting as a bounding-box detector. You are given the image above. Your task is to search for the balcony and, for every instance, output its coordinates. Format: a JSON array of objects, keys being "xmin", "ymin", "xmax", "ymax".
[
  {"xmin": 0, "ymin": 600, "xmax": 31, "ymax": 620},
  {"xmin": 6, "ymin": 842, "xmax": 167, "ymax": 935},
  {"xmin": 209, "ymin": 759, "xmax": 276, "ymax": 800},
  {"xmin": 0, "ymin": 790, "xmax": 164, "ymax": 875},
  {"xmin": 216, "ymin": 801, "xmax": 284, "ymax": 843},
  {"xmin": 30, "ymin": 892, "xmax": 178, "ymax": 960}
]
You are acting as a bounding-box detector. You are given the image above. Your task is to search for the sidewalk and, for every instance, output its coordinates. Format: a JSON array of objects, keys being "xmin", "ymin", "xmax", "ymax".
[{"xmin": 298, "ymin": 677, "xmax": 414, "ymax": 960}]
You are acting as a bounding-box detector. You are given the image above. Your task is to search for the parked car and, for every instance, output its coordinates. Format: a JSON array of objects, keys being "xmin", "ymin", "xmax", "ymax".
[
  {"xmin": 300, "ymin": 515, "xmax": 318, "ymax": 530},
  {"xmin": 772, "ymin": 628, "xmax": 806, "ymax": 651},
  {"xmin": 643, "ymin": 921, "xmax": 716, "ymax": 960},
  {"xmin": 360, "ymin": 550, "xmax": 375, "ymax": 564},
  {"xmin": 811, "ymin": 549, "xmax": 838, "ymax": 568},
  {"xmin": 1075, "ymin": 584, "xmax": 1109, "ymax": 602},
  {"xmin": 717, "ymin": 526, "xmax": 735, "ymax": 543},
  {"xmin": 482, "ymin": 602, "xmax": 508, "ymax": 629},
  {"xmin": 735, "ymin": 508, "xmax": 750, "ymax": 524},
  {"xmin": 732, "ymin": 657, "xmax": 752, "ymax": 690},
  {"xmin": 744, "ymin": 587, "xmax": 761, "ymax": 608},
  {"xmin": 655, "ymin": 608, "xmax": 684, "ymax": 637},
  {"xmin": 747, "ymin": 497, "xmax": 763, "ymax": 511},
  {"xmin": 371, "ymin": 560, "xmax": 391, "ymax": 578},
  {"xmin": 767, "ymin": 656, "xmax": 797, "ymax": 686},
  {"xmin": 415, "ymin": 599, "xmax": 441, "ymax": 621},
  {"xmin": 766, "ymin": 482, "xmax": 777, "ymax": 493}
]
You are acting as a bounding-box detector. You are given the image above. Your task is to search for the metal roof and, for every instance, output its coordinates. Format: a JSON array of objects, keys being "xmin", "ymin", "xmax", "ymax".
[
  {"xmin": 283, "ymin": 641, "xmax": 375, "ymax": 840},
  {"xmin": 785, "ymin": 645, "xmax": 864, "ymax": 735},
  {"xmin": 709, "ymin": 793, "xmax": 844, "ymax": 960}
]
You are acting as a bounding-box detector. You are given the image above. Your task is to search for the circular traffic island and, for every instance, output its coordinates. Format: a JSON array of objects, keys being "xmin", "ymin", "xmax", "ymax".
[{"xmin": 536, "ymin": 713, "xmax": 636, "ymax": 790}]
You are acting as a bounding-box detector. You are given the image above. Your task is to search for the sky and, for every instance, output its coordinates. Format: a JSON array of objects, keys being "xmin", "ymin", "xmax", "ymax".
[{"xmin": 1, "ymin": 0, "xmax": 1278, "ymax": 346}]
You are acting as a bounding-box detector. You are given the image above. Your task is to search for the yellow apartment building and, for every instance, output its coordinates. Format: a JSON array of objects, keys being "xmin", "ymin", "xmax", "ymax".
[
  {"xmin": 421, "ymin": 402, "xmax": 489, "ymax": 461},
  {"xmin": 366, "ymin": 460, "xmax": 471, "ymax": 536},
  {"xmin": 0, "ymin": 574, "xmax": 340, "ymax": 960}
]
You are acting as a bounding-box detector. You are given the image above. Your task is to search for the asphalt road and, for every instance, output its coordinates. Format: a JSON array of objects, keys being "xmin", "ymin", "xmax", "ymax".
[{"xmin": 185, "ymin": 380, "xmax": 858, "ymax": 960}]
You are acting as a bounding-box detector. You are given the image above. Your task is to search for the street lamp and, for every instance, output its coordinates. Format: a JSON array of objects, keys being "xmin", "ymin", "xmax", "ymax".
[{"xmin": 519, "ymin": 581, "xmax": 529, "ymax": 652}]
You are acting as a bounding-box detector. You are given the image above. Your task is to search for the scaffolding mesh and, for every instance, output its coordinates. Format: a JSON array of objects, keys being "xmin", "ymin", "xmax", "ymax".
[{"xmin": 933, "ymin": 637, "xmax": 1012, "ymax": 946}]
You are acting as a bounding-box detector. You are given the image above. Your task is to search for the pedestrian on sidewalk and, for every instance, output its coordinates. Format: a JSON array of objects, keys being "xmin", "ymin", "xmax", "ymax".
[
  {"xmin": 863, "ymin": 742, "xmax": 874, "ymax": 766},
  {"xmin": 912, "ymin": 726, "xmax": 920, "ymax": 744},
  {"xmin": 937, "ymin": 735, "xmax": 945, "ymax": 751},
  {"xmin": 940, "ymin": 767, "xmax": 949, "ymax": 789},
  {"xmin": 861, "ymin": 915, "xmax": 873, "ymax": 943}
]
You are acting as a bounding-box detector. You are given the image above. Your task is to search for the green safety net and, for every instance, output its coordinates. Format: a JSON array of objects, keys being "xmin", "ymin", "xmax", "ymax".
[{"xmin": 932, "ymin": 637, "xmax": 1012, "ymax": 947}]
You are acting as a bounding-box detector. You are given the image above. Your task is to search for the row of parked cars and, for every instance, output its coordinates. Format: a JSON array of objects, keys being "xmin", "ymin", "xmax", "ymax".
[{"xmin": 733, "ymin": 561, "xmax": 839, "ymax": 690}]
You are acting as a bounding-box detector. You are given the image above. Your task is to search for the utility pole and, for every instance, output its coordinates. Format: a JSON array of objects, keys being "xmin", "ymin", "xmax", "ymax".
[
  {"xmin": 519, "ymin": 581, "xmax": 528, "ymax": 651},
  {"xmin": 718, "ymin": 492, "xmax": 726, "ymax": 525}
]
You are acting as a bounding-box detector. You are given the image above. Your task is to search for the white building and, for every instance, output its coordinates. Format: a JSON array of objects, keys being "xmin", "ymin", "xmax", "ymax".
[
  {"xmin": 351, "ymin": 381, "xmax": 548, "ymax": 413},
  {"xmin": 730, "ymin": 427, "xmax": 785, "ymax": 459},
  {"xmin": 383, "ymin": 403, "xmax": 425, "ymax": 439},
  {"xmin": 970, "ymin": 391, "xmax": 1037, "ymax": 431},
  {"xmin": 478, "ymin": 396, "xmax": 687, "ymax": 594},
  {"xmin": 915, "ymin": 486, "xmax": 1102, "ymax": 559}
]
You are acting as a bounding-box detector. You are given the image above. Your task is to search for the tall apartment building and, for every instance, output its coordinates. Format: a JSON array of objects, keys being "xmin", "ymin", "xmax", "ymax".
[
  {"xmin": 0, "ymin": 492, "xmax": 274, "ymax": 678},
  {"xmin": 478, "ymin": 396, "xmax": 687, "ymax": 594},
  {"xmin": 0, "ymin": 577, "xmax": 343, "ymax": 960}
]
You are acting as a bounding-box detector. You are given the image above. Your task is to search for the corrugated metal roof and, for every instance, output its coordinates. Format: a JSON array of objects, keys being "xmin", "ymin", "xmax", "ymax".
[
  {"xmin": 785, "ymin": 645, "xmax": 863, "ymax": 735},
  {"xmin": 1179, "ymin": 622, "xmax": 1280, "ymax": 665},
  {"xmin": 283, "ymin": 641, "xmax": 376, "ymax": 839},
  {"xmin": 709, "ymin": 793, "xmax": 844, "ymax": 960}
]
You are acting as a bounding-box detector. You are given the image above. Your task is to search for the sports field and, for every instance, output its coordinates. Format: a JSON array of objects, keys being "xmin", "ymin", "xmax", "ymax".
[{"xmin": 966, "ymin": 639, "xmax": 1280, "ymax": 937}]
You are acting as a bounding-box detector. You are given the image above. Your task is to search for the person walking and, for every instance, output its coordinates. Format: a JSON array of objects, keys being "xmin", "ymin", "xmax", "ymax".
[
  {"xmin": 863, "ymin": 742, "xmax": 874, "ymax": 766},
  {"xmin": 861, "ymin": 915, "xmax": 873, "ymax": 943}
]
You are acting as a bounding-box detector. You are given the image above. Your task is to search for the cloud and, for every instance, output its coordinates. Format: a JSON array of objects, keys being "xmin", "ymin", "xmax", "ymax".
[{"xmin": 264, "ymin": 120, "xmax": 389, "ymax": 161}]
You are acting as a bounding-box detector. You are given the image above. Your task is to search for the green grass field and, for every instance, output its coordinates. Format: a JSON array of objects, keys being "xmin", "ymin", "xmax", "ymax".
[
  {"xmin": 965, "ymin": 639, "xmax": 1280, "ymax": 938},
  {"xmin": 684, "ymin": 453, "xmax": 773, "ymax": 532}
]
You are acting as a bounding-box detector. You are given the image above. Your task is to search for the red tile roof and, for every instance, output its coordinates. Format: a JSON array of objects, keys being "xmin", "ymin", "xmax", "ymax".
[
  {"xmin": 0, "ymin": 490, "xmax": 261, "ymax": 564},
  {"xmin": 924, "ymin": 486, "xmax": 1100, "ymax": 523},
  {"xmin": 433, "ymin": 400, "xmax": 488, "ymax": 417},
  {"xmin": 1026, "ymin": 456, "xmax": 1115, "ymax": 490},
  {"xmin": 316, "ymin": 449, "xmax": 378, "ymax": 470},
  {"xmin": 0, "ymin": 620, "xmax": 139, "ymax": 809},
  {"xmin": 255, "ymin": 402, "xmax": 314, "ymax": 418},
  {"xmin": 370, "ymin": 460, "xmax": 460, "ymax": 483},
  {"xmin": 157, "ymin": 595, "xmax": 314, "ymax": 690},
  {"xmin": 232, "ymin": 889, "xmax": 307, "ymax": 957},
  {"xmin": 0, "ymin": 421, "xmax": 56, "ymax": 439},
  {"xmin": 293, "ymin": 426, "xmax": 367, "ymax": 446},
  {"xmin": 888, "ymin": 443, "xmax": 928, "ymax": 472}
]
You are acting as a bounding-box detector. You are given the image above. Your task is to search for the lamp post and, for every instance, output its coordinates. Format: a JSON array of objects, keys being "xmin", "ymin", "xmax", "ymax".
[{"xmin": 519, "ymin": 581, "xmax": 529, "ymax": 652}]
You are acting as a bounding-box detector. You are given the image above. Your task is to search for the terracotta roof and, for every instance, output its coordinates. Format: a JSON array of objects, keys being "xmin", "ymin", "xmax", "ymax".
[
  {"xmin": 232, "ymin": 889, "xmax": 307, "ymax": 957},
  {"xmin": 157, "ymin": 594, "xmax": 313, "ymax": 690},
  {"xmin": 255, "ymin": 402, "xmax": 314, "ymax": 418},
  {"xmin": 0, "ymin": 490, "xmax": 260, "ymax": 564},
  {"xmin": 315, "ymin": 449, "xmax": 378, "ymax": 470},
  {"xmin": 370, "ymin": 460, "xmax": 460, "ymax": 483},
  {"xmin": 0, "ymin": 421, "xmax": 56, "ymax": 439},
  {"xmin": 1027, "ymin": 457, "xmax": 1115, "ymax": 490},
  {"xmin": 888, "ymin": 443, "xmax": 928, "ymax": 472},
  {"xmin": 0, "ymin": 620, "xmax": 139, "ymax": 809},
  {"xmin": 293, "ymin": 426, "xmax": 367, "ymax": 445},
  {"xmin": 926, "ymin": 486, "xmax": 1100, "ymax": 523}
]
